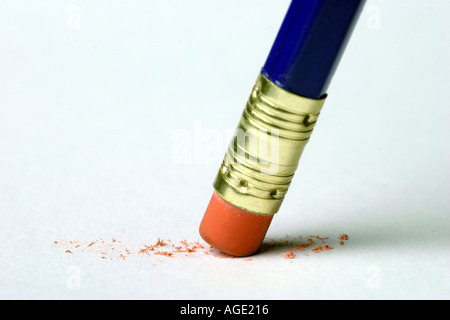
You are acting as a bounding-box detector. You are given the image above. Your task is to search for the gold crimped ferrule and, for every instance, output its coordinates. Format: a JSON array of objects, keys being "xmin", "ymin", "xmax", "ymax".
[{"xmin": 213, "ymin": 73, "xmax": 326, "ymax": 214}]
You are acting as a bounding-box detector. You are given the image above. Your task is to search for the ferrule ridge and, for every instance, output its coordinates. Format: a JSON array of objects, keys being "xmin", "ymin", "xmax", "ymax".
[{"xmin": 213, "ymin": 73, "xmax": 326, "ymax": 214}]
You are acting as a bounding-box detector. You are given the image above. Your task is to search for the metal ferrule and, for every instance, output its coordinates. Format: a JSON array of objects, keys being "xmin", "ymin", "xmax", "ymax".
[{"xmin": 213, "ymin": 73, "xmax": 326, "ymax": 215}]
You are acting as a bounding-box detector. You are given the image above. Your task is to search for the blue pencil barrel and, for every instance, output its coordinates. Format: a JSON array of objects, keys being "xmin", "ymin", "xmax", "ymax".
[{"xmin": 262, "ymin": 0, "xmax": 366, "ymax": 99}]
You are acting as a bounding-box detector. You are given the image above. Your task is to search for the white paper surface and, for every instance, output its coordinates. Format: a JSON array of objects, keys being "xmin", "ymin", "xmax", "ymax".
[{"xmin": 0, "ymin": 0, "xmax": 449, "ymax": 300}]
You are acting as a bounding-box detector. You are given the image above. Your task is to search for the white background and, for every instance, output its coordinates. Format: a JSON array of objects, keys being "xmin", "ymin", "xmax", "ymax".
[{"xmin": 0, "ymin": 0, "xmax": 448, "ymax": 300}]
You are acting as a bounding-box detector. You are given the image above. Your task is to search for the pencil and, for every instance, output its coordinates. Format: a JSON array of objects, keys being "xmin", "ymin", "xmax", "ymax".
[{"xmin": 199, "ymin": 0, "xmax": 366, "ymax": 256}]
